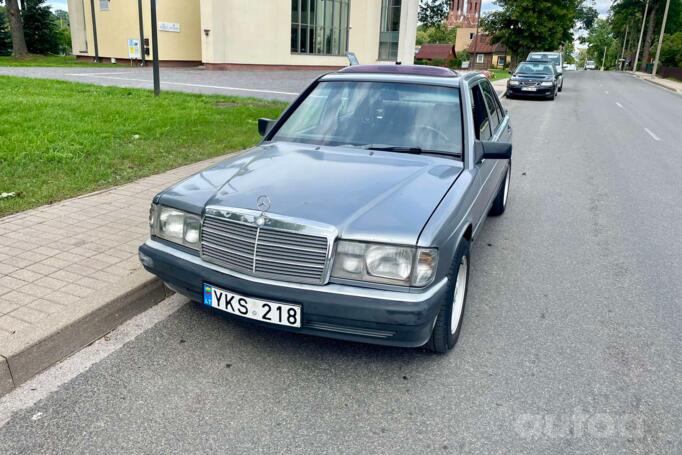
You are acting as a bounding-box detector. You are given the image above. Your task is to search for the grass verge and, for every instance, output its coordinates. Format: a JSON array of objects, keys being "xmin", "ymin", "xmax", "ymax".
[
  {"xmin": 0, "ymin": 55, "xmax": 119, "ymax": 67},
  {"xmin": 488, "ymin": 68, "xmax": 510, "ymax": 80},
  {"xmin": 0, "ymin": 76, "xmax": 286, "ymax": 217}
]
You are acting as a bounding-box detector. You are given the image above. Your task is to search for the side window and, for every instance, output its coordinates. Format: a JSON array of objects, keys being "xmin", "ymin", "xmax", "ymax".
[
  {"xmin": 469, "ymin": 84, "xmax": 491, "ymax": 141},
  {"xmin": 480, "ymin": 81, "xmax": 501, "ymax": 133}
]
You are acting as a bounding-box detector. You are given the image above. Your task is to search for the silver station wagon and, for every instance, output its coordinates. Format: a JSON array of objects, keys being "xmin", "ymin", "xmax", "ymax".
[{"xmin": 139, "ymin": 65, "xmax": 512, "ymax": 353}]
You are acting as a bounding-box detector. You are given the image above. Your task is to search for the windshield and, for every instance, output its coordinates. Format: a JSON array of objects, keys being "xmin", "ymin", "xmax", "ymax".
[
  {"xmin": 516, "ymin": 63, "xmax": 555, "ymax": 75},
  {"xmin": 529, "ymin": 53, "xmax": 561, "ymax": 67},
  {"xmin": 272, "ymin": 81, "xmax": 463, "ymax": 156}
]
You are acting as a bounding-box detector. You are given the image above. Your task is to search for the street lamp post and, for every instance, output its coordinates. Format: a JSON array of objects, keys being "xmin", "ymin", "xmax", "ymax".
[
  {"xmin": 619, "ymin": 23, "xmax": 629, "ymax": 70},
  {"xmin": 601, "ymin": 46, "xmax": 607, "ymax": 71},
  {"xmin": 652, "ymin": 0, "xmax": 671, "ymax": 77},
  {"xmin": 150, "ymin": 0, "xmax": 161, "ymax": 96},
  {"xmin": 633, "ymin": 0, "xmax": 649, "ymax": 73}
]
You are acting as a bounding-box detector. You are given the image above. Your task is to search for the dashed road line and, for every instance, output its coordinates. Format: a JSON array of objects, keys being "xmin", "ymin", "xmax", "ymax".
[
  {"xmin": 616, "ymin": 102, "xmax": 624, "ymax": 108},
  {"xmin": 644, "ymin": 128, "xmax": 662, "ymax": 141}
]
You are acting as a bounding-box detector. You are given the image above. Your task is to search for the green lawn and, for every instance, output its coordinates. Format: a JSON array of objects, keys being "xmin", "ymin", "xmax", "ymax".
[
  {"xmin": 0, "ymin": 76, "xmax": 286, "ymax": 217},
  {"xmin": 0, "ymin": 55, "xmax": 119, "ymax": 67},
  {"xmin": 488, "ymin": 68, "xmax": 511, "ymax": 80}
]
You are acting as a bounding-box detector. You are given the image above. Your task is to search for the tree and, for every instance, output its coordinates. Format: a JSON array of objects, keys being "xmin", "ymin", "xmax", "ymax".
[
  {"xmin": 584, "ymin": 18, "xmax": 619, "ymax": 68},
  {"xmin": 480, "ymin": 0, "xmax": 583, "ymax": 60},
  {"xmin": 3, "ymin": 0, "xmax": 28, "ymax": 56},
  {"xmin": 418, "ymin": 0, "xmax": 449, "ymax": 28},
  {"xmin": 0, "ymin": 6, "xmax": 12, "ymax": 56},
  {"xmin": 563, "ymin": 40, "xmax": 576, "ymax": 63},
  {"xmin": 416, "ymin": 23, "xmax": 457, "ymax": 45},
  {"xmin": 22, "ymin": 0, "xmax": 59, "ymax": 54},
  {"xmin": 576, "ymin": 1, "xmax": 599, "ymax": 30},
  {"xmin": 658, "ymin": 31, "xmax": 682, "ymax": 66}
]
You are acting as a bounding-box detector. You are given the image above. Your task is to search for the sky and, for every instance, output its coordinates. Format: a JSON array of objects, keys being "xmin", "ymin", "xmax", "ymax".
[{"xmin": 47, "ymin": 0, "xmax": 68, "ymax": 11}]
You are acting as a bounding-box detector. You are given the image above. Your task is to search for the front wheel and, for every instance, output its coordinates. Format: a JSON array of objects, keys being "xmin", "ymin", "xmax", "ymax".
[{"xmin": 425, "ymin": 240, "xmax": 470, "ymax": 353}]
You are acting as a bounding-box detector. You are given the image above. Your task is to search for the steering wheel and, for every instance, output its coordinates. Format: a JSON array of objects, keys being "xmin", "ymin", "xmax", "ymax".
[{"xmin": 415, "ymin": 125, "xmax": 449, "ymax": 144}]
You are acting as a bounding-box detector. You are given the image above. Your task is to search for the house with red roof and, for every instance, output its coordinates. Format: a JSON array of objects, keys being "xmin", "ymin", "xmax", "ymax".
[{"xmin": 467, "ymin": 33, "xmax": 508, "ymax": 70}]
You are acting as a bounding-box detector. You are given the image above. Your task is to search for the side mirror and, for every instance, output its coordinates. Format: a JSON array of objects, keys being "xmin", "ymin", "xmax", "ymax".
[
  {"xmin": 474, "ymin": 140, "xmax": 512, "ymax": 164},
  {"xmin": 258, "ymin": 118, "xmax": 276, "ymax": 137}
]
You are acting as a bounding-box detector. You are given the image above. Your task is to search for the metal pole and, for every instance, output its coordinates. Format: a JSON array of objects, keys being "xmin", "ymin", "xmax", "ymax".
[
  {"xmin": 633, "ymin": 0, "xmax": 649, "ymax": 73},
  {"xmin": 651, "ymin": 0, "xmax": 671, "ymax": 77},
  {"xmin": 620, "ymin": 23, "xmax": 629, "ymax": 70},
  {"xmin": 89, "ymin": 0, "xmax": 99, "ymax": 62},
  {"xmin": 601, "ymin": 46, "xmax": 607, "ymax": 71},
  {"xmin": 471, "ymin": 0, "xmax": 482, "ymax": 69},
  {"xmin": 150, "ymin": 0, "xmax": 160, "ymax": 96},
  {"xmin": 137, "ymin": 0, "xmax": 146, "ymax": 66}
]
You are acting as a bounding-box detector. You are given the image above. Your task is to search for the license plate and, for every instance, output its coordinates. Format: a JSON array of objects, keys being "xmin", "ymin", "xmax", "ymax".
[
  {"xmin": 522, "ymin": 87, "xmax": 537, "ymax": 91},
  {"xmin": 203, "ymin": 284, "xmax": 301, "ymax": 328}
]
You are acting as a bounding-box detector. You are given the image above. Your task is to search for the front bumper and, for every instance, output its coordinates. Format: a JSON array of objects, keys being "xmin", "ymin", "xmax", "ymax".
[
  {"xmin": 506, "ymin": 86, "xmax": 555, "ymax": 97},
  {"xmin": 139, "ymin": 240, "xmax": 448, "ymax": 347}
]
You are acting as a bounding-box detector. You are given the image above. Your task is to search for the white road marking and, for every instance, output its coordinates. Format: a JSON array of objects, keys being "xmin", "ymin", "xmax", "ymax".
[
  {"xmin": 644, "ymin": 128, "xmax": 662, "ymax": 141},
  {"xmin": 616, "ymin": 102, "xmax": 624, "ymax": 108},
  {"xmin": 64, "ymin": 73, "xmax": 299, "ymax": 96},
  {"xmin": 0, "ymin": 294, "xmax": 188, "ymax": 428},
  {"xmin": 604, "ymin": 90, "xmax": 609, "ymax": 94},
  {"xmin": 65, "ymin": 71, "xmax": 137, "ymax": 76}
]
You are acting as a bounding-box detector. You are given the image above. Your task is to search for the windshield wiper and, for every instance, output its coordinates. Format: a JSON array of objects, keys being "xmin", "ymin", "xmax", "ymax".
[{"xmin": 364, "ymin": 145, "xmax": 462, "ymax": 159}]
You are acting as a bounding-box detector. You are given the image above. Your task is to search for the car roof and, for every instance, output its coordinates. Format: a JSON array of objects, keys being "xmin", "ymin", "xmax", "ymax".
[{"xmin": 322, "ymin": 64, "xmax": 485, "ymax": 87}]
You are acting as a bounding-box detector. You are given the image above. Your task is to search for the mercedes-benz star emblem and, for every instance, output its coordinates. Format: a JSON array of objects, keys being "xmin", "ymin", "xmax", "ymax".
[{"xmin": 256, "ymin": 195, "xmax": 271, "ymax": 212}]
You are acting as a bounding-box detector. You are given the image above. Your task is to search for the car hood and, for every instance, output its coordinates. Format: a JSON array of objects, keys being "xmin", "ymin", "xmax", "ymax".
[{"xmin": 157, "ymin": 142, "xmax": 462, "ymax": 245}]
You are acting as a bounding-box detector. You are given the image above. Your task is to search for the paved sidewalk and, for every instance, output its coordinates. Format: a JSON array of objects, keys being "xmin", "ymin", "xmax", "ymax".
[
  {"xmin": 631, "ymin": 71, "xmax": 682, "ymax": 94},
  {"xmin": 0, "ymin": 155, "xmax": 229, "ymax": 396}
]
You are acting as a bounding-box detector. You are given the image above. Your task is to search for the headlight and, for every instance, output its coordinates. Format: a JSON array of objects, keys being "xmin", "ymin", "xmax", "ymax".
[
  {"xmin": 331, "ymin": 241, "xmax": 438, "ymax": 287},
  {"xmin": 150, "ymin": 204, "xmax": 201, "ymax": 250},
  {"xmin": 508, "ymin": 80, "xmax": 520, "ymax": 86},
  {"xmin": 540, "ymin": 81, "xmax": 554, "ymax": 87}
]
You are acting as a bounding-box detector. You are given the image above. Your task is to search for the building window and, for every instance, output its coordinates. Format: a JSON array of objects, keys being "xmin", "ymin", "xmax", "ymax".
[
  {"xmin": 469, "ymin": 32, "xmax": 474, "ymax": 40},
  {"xmin": 378, "ymin": 0, "xmax": 401, "ymax": 61},
  {"xmin": 476, "ymin": 54, "xmax": 484, "ymax": 63},
  {"xmin": 291, "ymin": 0, "xmax": 350, "ymax": 56},
  {"xmin": 99, "ymin": 0, "xmax": 109, "ymax": 11},
  {"xmin": 497, "ymin": 56, "xmax": 506, "ymax": 66}
]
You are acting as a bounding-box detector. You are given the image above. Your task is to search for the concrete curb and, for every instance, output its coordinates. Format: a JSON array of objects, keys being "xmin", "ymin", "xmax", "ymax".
[
  {"xmin": 0, "ymin": 270, "xmax": 169, "ymax": 397},
  {"xmin": 631, "ymin": 73, "xmax": 682, "ymax": 95}
]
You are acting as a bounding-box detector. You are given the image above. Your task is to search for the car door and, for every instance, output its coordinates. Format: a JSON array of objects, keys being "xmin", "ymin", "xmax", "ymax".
[{"xmin": 470, "ymin": 80, "xmax": 510, "ymax": 231}]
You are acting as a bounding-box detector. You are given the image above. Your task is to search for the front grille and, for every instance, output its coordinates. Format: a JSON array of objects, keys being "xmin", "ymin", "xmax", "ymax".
[
  {"xmin": 201, "ymin": 213, "xmax": 330, "ymax": 284},
  {"xmin": 521, "ymin": 81, "xmax": 540, "ymax": 87}
]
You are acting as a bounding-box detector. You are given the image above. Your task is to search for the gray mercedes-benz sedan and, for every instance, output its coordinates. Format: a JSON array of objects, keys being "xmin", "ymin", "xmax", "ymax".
[{"xmin": 139, "ymin": 65, "xmax": 512, "ymax": 353}]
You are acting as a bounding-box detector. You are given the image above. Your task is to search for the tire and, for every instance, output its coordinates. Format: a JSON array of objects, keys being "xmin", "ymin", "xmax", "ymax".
[
  {"xmin": 558, "ymin": 80, "xmax": 563, "ymax": 92},
  {"xmin": 424, "ymin": 240, "xmax": 470, "ymax": 353},
  {"xmin": 489, "ymin": 162, "xmax": 511, "ymax": 216}
]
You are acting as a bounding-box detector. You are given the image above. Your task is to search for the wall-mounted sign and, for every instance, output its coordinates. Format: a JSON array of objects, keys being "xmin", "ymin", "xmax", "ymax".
[
  {"xmin": 159, "ymin": 22, "xmax": 181, "ymax": 33},
  {"xmin": 127, "ymin": 38, "xmax": 141, "ymax": 59}
]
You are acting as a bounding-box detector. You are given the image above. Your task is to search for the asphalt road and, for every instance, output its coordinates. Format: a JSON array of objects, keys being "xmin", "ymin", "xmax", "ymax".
[
  {"xmin": 1, "ymin": 71, "xmax": 680, "ymax": 454},
  {"xmin": 0, "ymin": 66, "xmax": 323, "ymax": 101}
]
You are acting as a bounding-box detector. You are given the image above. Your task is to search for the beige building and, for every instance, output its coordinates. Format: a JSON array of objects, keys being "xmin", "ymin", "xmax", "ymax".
[{"xmin": 67, "ymin": 0, "xmax": 418, "ymax": 69}]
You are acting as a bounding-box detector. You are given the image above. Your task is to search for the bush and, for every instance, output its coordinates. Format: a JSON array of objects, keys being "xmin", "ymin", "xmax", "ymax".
[
  {"xmin": 659, "ymin": 32, "xmax": 682, "ymax": 67},
  {"xmin": 446, "ymin": 58, "xmax": 461, "ymax": 69},
  {"xmin": 431, "ymin": 58, "xmax": 445, "ymax": 67}
]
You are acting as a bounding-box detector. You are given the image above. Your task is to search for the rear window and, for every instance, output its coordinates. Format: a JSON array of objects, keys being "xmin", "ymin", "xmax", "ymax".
[
  {"xmin": 529, "ymin": 53, "xmax": 561, "ymax": 66},
  {"xmin": 516, "ymin": 63, "xmax": 555, "ymax": 75}
]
